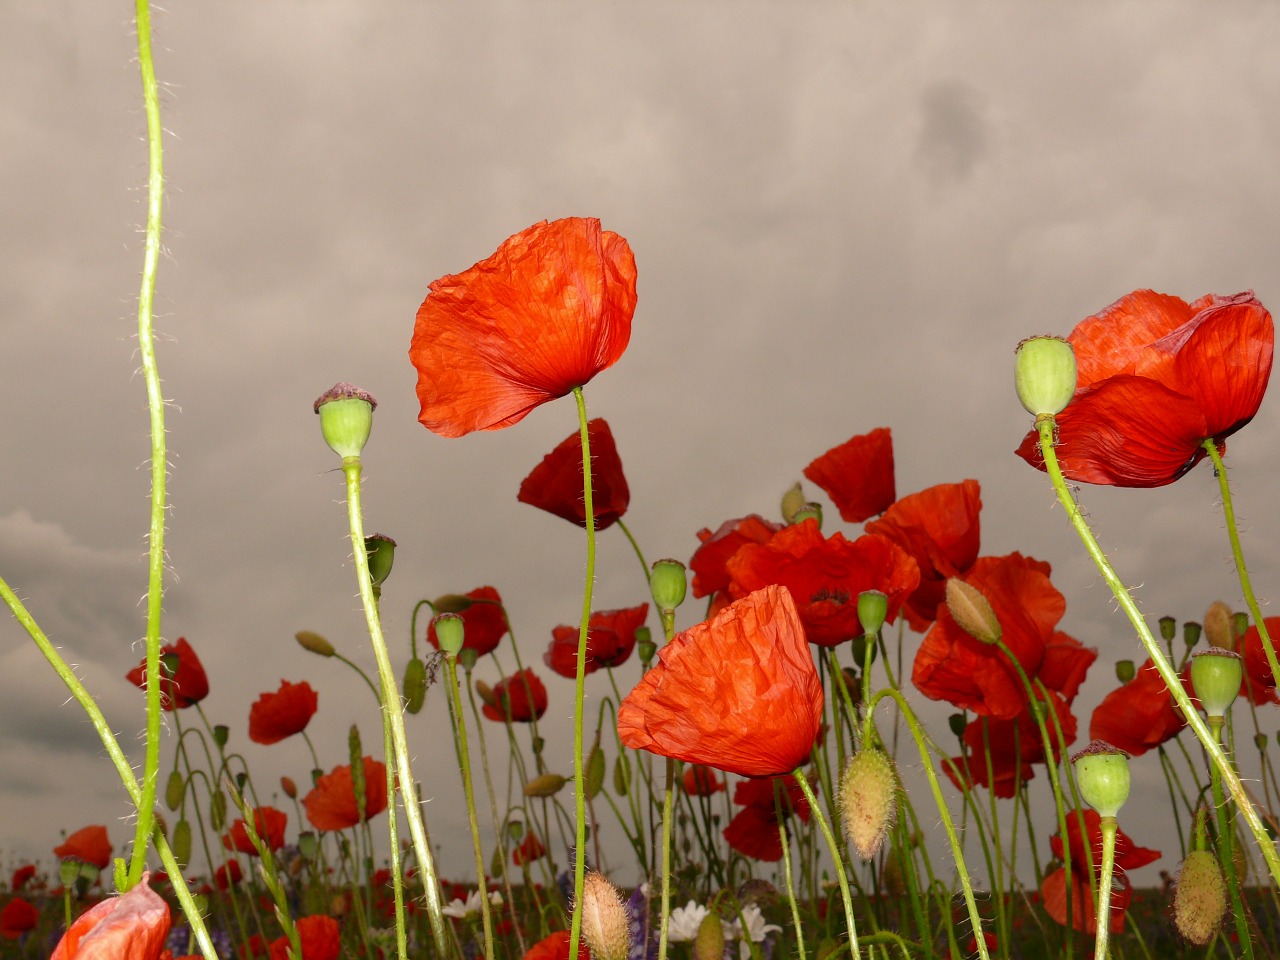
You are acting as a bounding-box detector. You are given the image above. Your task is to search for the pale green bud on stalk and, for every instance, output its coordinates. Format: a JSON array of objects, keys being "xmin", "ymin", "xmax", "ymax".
[
  {"xmin": 1014, "ymin": 335, "xmax": 1077, "ymax": 417},
  {"xmin": 585, "ymin": 740, "xmax": 606, "ymax": 800},
  {"xmin": 313, "ymin": 382, "xmax": 377, "ymax": 459},
  {"xmin": 1174, "ymin": 850, "xmax": 1227, "ymax": 946},
  {"xmin": 1184, "ymin": 621, "xmax": 1202, "ymax": 648},
  {"xmin": 295, "ymin": 630, "xmax": 336, "ymax": 658},
  {"xmin": 165, "ymin": 769, "xmax": 186, "ymax": 811},
  {"xmin": 780, "ymin": 482, "xmax": 807, "ymax": 524},
  {"xmin": 693, "ymin": 908, "xmax": 725, "ymax": 960},
  {"xmin": 402, "ymin": 657, "xmax": 427, "ymax": 714},
  {"xmin": 857, "ymin": 590, "xmax": 888, "ymax": 638},
  {"xmin": 1115, "ymin": 659, "xmax": 1135, "ymax": 683},
  {"xmin": 945, "ymin": 578, "xmax": 1002, "ymax": 645},
  {"xmin": 1071, "ymin": 740, "xmax": 1131, "ymax": 818},
  {"xmin": 1190, "ymin": 650, "xmax": 1242, "ymax": 718},
  {"xmin": 1233, "ymin": 611, "xmax": 1250, "ymax": 641},
  {"xmin": 650, "ymin": 559, "xmax": 688, "ymax": 613},
  {"xmin": 1159, "ymin": 615, "xmax": 1177, "ymax": 642},
  {"xmin": 434, "ymin": 613, "xmax": 465, "ymax": 657},
  {"xmin": 636, "ymin": 628, "xmax": 656, "ymax": 665}
]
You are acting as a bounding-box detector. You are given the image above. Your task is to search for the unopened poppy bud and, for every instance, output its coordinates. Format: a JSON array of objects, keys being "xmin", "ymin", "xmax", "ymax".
[
  {"xmin": 474, "ymin": 679, "xmax": 496, "ymax": 707},
  {"xmin": 531, "ymin": 736, "xmax": 545, "ymax": 755},
  {"xmin": 434, "ymin": 593, "xmax": 475, "ymax": 614},
  {"xmin": 793, "ymin": 502, "xmax": 823, "ymax": 527},
  {"xmin": 403, "ymin": 657, "xmax": 428, "ymax": 714},
  {"xmin": 1202, "ymin": 601, "xmax": 1234, "ymax": 650},
  {"xmin": 1115, "ymin": 660, "xmax": 1135, "ymax": 683},
  {"xmin": 1070, "ymin": 740, "xmax": 1131, "ymax": 818},
  {"xmin": 1173, "ymin": 850, "xmax": 1227, "ymax": 946},
  {"xmin": 458, "ymin": 647, "xmax": 478, "ymax": 672},
  {"xmin": 840, "ymin": 749, "xmax": 898, "ymax": 861},
  {"xmin": 165, "ymin": 769, "xmax": 186, "ymax": 811},
  {"xmin": 433, "ymin": 613, "xmax": 465, "ymax": 656},
  {"xmin": 210, "ymin": 790, "xmax": 227, "ymax": 832},
  {"xmin": 281, "ymin": 776, "xmax": 297, "ymax": 799},
  {"xmin": 693, "ymin": 908, "xmax": 725, "ymax": 960},
  {"xmin": 297, "ymin": 831, "xmax": 319, "ymax": 861},
  {"xmin": 295, "ymin": 630, "xmax": 336, "ymax": 658},
  {"xmin": 1183, "ymin": 621, "xmax": 1202, "ymax": 648},
  {"xmin": 1190, "ymin": 650, "xmax": 1242, "ymax": 718},
  {"xmin": 1233, "ymin": 612, "xmax": 1250, "ymax": 640},
  {"xmin": 585, "ymin": 742, "xmax": 606, "ymax": 801},
  {"xmin": 781, "ymin": 482, "xmax": 807, "ymax": 524},
  {"xmin": 172, "ymin": 818, "xmax": 192, "ymax": 868},
  {"xmin": 1014, "ymin": 335, "xmax": 1077, "ymax": 417},
  {"xmin": 849, "ymin": 634, "xmax": 877, "ymax": 666},
  {"xmin": 314, "ymin": 382, "xmax": 377, "ymax": 459},
  {"xmin": 1255, "ymin": 732, "xmax": 1269, "ymax": 751},
  {"xmin": 613, "ymin": 754, "xmax": 631, "ymax": 796},
  {"xmin": 524, "ymin": 773, "xmax": 568, "ymax": 798},
  {"xmin": 580, "ymin": 872, "xmax": 630, "ymax": 960},
  {"xmin": 946, "ymin": 578, "xmax": 1001, "ymax": 645},
  {"xmin": 213, "ymin": 725, "xmax": 230, "ymax": 749},
  {"xmin": 948, "ymin": 713, "xmax": 967, "ymax": 738},
  {"xmin": 857, "ymin": 590, "xmax": 888, "ymax": 638},
  {"xmin": 365, "ymin": 534, "xmax": 397, "ymax": 587},
  {"xmin": 1159, "ymin": 616, "xmax": 1177, "ymax": 642},
  {"xmin": 650, "ymin": 559, "xmax": 688, "ymax": 612},
  {"xmin": 637, "ymin": 631, "xmax": 657, "ymax": 665}
]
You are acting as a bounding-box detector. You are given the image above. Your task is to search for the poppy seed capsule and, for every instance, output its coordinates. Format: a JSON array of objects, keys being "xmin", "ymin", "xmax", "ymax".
[
  {"xmin": 857, "ymin": 590, "xmax": 888, "ymax": 638},
  {"xmin": 1184, "ymin": 621, "xmax": 1202, "ymax": 648},
  {"xmin": 580, "ymin": 872, "xmax": 630, "ymax": 960},
  {"xmin": 1070, "ymin": 740, "xmax": 1131, "ymax": 818},
  {"xmin": 650, "ymin": 559, "xmax": 688, "ymax": 612},
  {"xmin": 840, "ymin": 748, "xmax": 898, "ymax": 861},
  {"xmin": 1014, "ymin": 335, "xmax": 1077, "ymax": 417},
  {"xmin": 1115, "ymin": 660, "xmax": 1135, "ymax": 683},
  {"xmin": 1159, "ymin": 615, "xmax": 1177, "ymax": 641},
  {"xmin": 433, "ymin": 613, "xmax": 465, "ymax": 656},
  {"xmin": 314, "ymin": 382, "xmax": 377, "ymax": 459},
  {"xmin": 295, "ymin": 630, "xmax": 336, "ymax": 658},
  {"xmin": 1173, "ymin": 850, "xmax": 1227, "ymax": 945},
  {"xmin": 1202, "ymin": 601, "xmax": 1234, "ymax": 650},
  {"xmin": 945, "ymin": 578, "xmax": 1002, "ymax": 645},
  {"xmin": 1190, "ymin": 650, "xmax": 1242, "ymax": 718}
]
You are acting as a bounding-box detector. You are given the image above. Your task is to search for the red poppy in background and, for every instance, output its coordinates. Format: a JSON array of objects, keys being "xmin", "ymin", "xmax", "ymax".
[
  {"xmin": 50, "ymin": 872, "xmax": 169, "ymax": 960},
  {"xmin": 943, "ymin": 689, "xmax": 1078, "ymax": 798},
  {"xmin": 513, "ymin": 831, "xmax": 547, "ymax": 866},
  {"xmin": 214, "ymin": 860, "xmax": 243, "ymax": 890},
  {"xmin": 682, "ymin": 765, "xmax": 726, "ymax": 796},
  {"xmin": 1040, "ymin": 809, "xmax": 1160, "ymax": 934},
  {"xmin": 544, "ymin": 603, "xmax": 650, "ymax": 677},
  {"xmin": 426, "ymin": 586, "xmax": 509, "ymax": 657},
  {"xmin": 522, "ymin": 930, "xmax": 590, "ymax": 960},
  {"xmin": 726, "ymin": 520, "xmax": 920, "ymax": 647},
  {"xmin": 410, "ymin": 217, "xmax": 638, "ymax": 438},
  {"xmin": 517, "ymin": 418, "xmax": 630, "ymax": 530},
  {"xmin": 303, "ymin": 757, "xmax": 389, "ymax": 831},
  {"xmin": 1015, "ymin": 290, "xmax": 1274, "ymax": 487},
  {"xmin": 248, "ymin": 681, "xmax": 318, "ymax": 745},
  {"xmin": 125, "ymin": 637, "xmax": 209, "ymax": 711},
  {"xmin": 1090, "ymin": 658, "xmax": 1189, "ymax": 756},
  {"xmin": 1037, "ymin": 632, "xmax": 1098, "ymax": 706},
  {"xmin": 0, "ymin": 898, "xmax": 38, "ymax": 939},
  {"xmin": 268, "ymin": 915, "xmax": 341, "ymax": 960},
  {"xmin": 865, "ymin": 480, "xmax": 982, "ymax": 631},
  {"xmin": 481, "ymin": 669, "xmax": 549, "ymax": 723},
  {"xmin": 618, "ymin": 584, "xmax": 823, "ymax": 777},
  {"xmin": 222, "ymin": 807, "xmax": 288, "ymax": 856},
  {"xmin": 803, "ymin": 427, "xmax": 896, "ymax": 523},
  {"xmin": 54, "ymin": 825, "xmax": 112, "ymax": 870},
  {"xmin": 1237, "ymin": 616, "xmax": 1280, "ymax": 705},
  {"xmin": 10, "ymin": 864, "xmax": 36, "ymax": 891},
  {"xmin": 722, "ymin": 776, "xmax": 811, "ymax": 862},
  {"xmin": 689, "ymin": 514, "xmax": 781, "ymax": 600}
]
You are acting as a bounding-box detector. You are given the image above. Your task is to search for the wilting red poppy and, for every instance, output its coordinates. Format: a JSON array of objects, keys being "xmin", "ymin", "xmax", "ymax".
[
  {"xmin": 10, "ymin": 864, "xmax": 36, "ymax": 891},
  {"xmin": 410, "ymin": 217, "xmax": 638, "ymax": 438},
  {"xmin": 944, "ymin": 689, "xmax": 1078, "ymax": 798},
  {"xmin": 214, "ymin": 859, "xmax": 243, "ymax": 890},
  {"xmin": 544, "ymin": 603, "xmax": 650, "ymax": 677},
  {"xmin": 222, "ymin": 807, "xmax": 288, "ymax": 856},
  {"xmin": 1015, "ymin": 290, "xmax": 1274, "ymax": 487},
  {"xmin": 518, "ymin": 418, "xmax": 630, "ymax": 530},
  {"xmin": 1090, "ymin": 658, "xmax": 1189, "ymax": 756},
  {"xmin": 268, "ymin": 915, "xmax": 341, "ymax": 960},
  {"xmin": 248, "ymin": 680, "xmax": 318, "ymax": 745},
  {"xmin": 865, "ymin": 480, "xmax": 982, "ymax": 631},
  {"xmin": 522, "ymin": 930, "xmax": 590, "ymax": 960},
  {"xmin": 427, "ymin": 586, "xmax": 509, "ymax": 657},
  {"xmin": 303, "ymin": 757, "xmax": 389, "ymax": 831},
  {"xmin": 1040, "ymin": 809, "xmax": 1160, "ymax": 934},
  {"xmin": 51, "ymin": 874, "xmax": 169, "ymax": 960},
  {"xmin": 726, "ymin": 520, "xmax": 920, "ymax": 647},
  {"xmin": 513, "ymin": 831, "xmax": 546, "ymax": 866},
  {"xmin": 803, "ymin": 427, "xmax": 896, "ymax": 523},
  {"xmin": 1237, "ymin": 617, "xmax": 1280, "ymax": 705},
  {"xmin": 125, "ymin": 637, "xmax": 209, "ymax": 711},
  {"xmin": 690, "ymin": 514, "xmax": 781, "ymax": 600},
  {"xmin": 481, "ymin": 669, "xmax": 549, "ymax": 723},
  {"xmin": 0, "ymin": 898, "xmax": 38, "ymax": 939},
  {"xmin": 54, "ymin": 825, "xmax": 112, "ymax": 870},
  {"xmin": 618, "ymin": 584, "xmax": 823, "ymax": 777},
  {"xmin": 722, "ymin": 776, "xmax": 811, "ymax": 861},
  {"xmin": 682, "ymin": 765, "xmax": 726, "ymax": 796}
]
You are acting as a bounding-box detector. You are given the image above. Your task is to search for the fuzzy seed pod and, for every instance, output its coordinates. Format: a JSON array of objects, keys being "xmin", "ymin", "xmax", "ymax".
[
  {"xmin": 693, "ymin": 908, "xmax": 725, "ymax": 960},
  {"xmin": 580, "ymin": 872, "xmax": 630, "ymax": 960},
  {"xmin": 840, "ymin": 749, "xmax": 898, "ymax": 861},
  {"xmin": 1174, "ymin": 850, "xmax": 1227, "ymax": 946}
]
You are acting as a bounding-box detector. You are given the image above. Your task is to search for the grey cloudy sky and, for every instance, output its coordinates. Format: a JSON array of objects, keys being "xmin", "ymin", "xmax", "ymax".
[{"xmin": 3, "ymin": 2, "xmax": 1279, "ymax": 893}]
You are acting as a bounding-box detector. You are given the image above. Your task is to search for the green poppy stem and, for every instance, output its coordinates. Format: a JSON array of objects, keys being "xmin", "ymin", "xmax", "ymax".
[
  {"xmin": 1208, "ymin": 715, "xmax": 1255, "ymax": 960},
  {"xmin": 1092, "ymin": 816, "xmax": 1117, "ymax": 960},
  {"xmin": 790, "ymin": 771, "xmax": 860, "ymax": 957}
]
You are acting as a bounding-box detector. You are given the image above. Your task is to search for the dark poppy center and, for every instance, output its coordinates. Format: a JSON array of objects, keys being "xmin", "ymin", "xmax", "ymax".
[{"xmin": 809, "ymin": 586, "xmax": 850, "ymax": 606}]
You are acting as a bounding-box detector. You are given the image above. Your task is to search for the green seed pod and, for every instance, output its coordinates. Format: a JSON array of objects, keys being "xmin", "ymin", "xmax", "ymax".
[
  {"xmin": 403, "ymin": 657, "xmax": 428, "ymax": 714},
  {"xmin": 857, "ymin": 590, "xmax": 888, "ymax": 638},
  {"xmin": 365, "ymin": 533, "xmax": 397, "ymax": 586},
  {"xmin": 1190, "ymin": 650, "xmax": 1242, "ymax": 718},
  {"xmin": 948, "ymin": 713, "xmax": 967, "ymax": 738},
  {"xmin": 1014, "ymin": 335, "xmax": 1077, "ymax": 417},
  {"xmin": 1159, "ymin": 615, "xmax": 1177, "ymax": 642},
  {"xmin": 433, "ymin": 613, "xmax": 465, "ymax": 656},
  {"xmin": 213, "ymin": 725, "xmax": 229, "ymax": 749},
  {"xmin": 840, "ymin": 749, "xmax": 898, "ymax": 861},
  {"xmin": 792, "ymin": 502, "xmax": 823, "ymax": 527},
  {"xmin": 585, "ymin": 742, "xmax": 606, "ymax": 801},
  {"xmin": 650, "ymin": 559, "xmax": 688, "ymax": 613},
  {"xmin": 314, "ymin": 383, "xmax": 377, "ymax": 459},
  {"xmin": 1174, "ymin": 850, "xmax": 1227, "ymax": 946},
  {"xmin": 165, "ymin": 769, "xmax": 186, "ymax": 811},
  {"xmin": 1183, "ymin": 621, "xmax": 1203, "ymax": 649},
  {"xmin": 295, "ymin": 630, "xmax": 336, "ymax": 658},
  {"xmin": 1071, "ymin": 740, "xmax": 1131, "ymax": 818},
  {"xmin": 1115, "ymin": 659, "xmax": 1136, "ymax": 683}
]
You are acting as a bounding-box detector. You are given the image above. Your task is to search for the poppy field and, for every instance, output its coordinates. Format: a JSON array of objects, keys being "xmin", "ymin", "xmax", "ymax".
[{"xmin": 6, "ymin": 7, "xmax": 1280, "ymax": 960}]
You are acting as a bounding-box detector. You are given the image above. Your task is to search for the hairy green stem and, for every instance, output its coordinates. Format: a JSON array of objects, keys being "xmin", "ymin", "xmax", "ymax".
[
  {"xmin": 791, "ymin": 771, "xmax": 860, "ymax": 957},
  {"xmin": 1092, "ymin": 817, "xmax": 1117, "ymax": 960}
]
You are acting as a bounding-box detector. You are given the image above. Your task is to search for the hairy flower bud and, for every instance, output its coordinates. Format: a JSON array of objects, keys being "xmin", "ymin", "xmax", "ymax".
[
  {"xmin": 295, "ymin": 630, "xmax": 336, "ymax": 658},
  {"xmin": 840, "ymin": 749, "xmax": 898, "ymax": 861},
  {"xmin": 580, "ymin": 872, "xmax": 630, "ymax": 960},
  {"xmin": 523, "ymin": 774, "xmax": 568, "ymax": 798},
  {"xmin": 945, "ymin": 578, "xmax": 1002, "ymax": 645},
  {"xmin": 780, "ymin": 482, "xmax": 807, "ymax": 525},
  {"xmin": 1174, "ymin": 850, "xmax": 1227, "ymax": 946},
  {"xmin": 1014, "ymin": 335, "xmax": 1077, "ymax": 417},
  {"xmin": 1202, "ymin": 601, "xmax": 1234, "ymax": 650},
  {"xmin": 165, "ymin": 769, "xmax": 186, "ymax": 811},
  {"xmin": 693, "ymin": 908, "xmax": 725, "ymax": 960}
]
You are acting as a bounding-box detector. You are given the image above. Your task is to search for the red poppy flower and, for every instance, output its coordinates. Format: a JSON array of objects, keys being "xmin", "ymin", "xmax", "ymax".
[
  {"xmin": 268, "ymin": 915, "xmax": 341, "ymax": 960},
  {"xmin": 410, "ymin": 217, "xmax": 638, "ymax": 438},
  {"xmin": 54, "ymin": 825, "xmax": 112, "ymax": 870},
  {"xmin": 248, "ymin": 681, "xmax": 318, "ymax": 745},
  {"xmin": 803, "ymin": 427, "xmax": 896, "ymax": 523},
  {"xmin": 426, "ymin": 586, "xmax": 509, "ymax": 657},
  {"xmin": 513, "ymin": 831, "xmax": 547, "ymax": 866},
  {"xmin": 690, "ymin": 514, "xmax": 782, "ymax": 600},
  {"xmin": 481, "ymin": 669, "xmax": 548, "ymax": 723},
  {"xmin": 10, "ymin": 864, "xmax": 36, "ymax": 891},
  {"xmin": 522, "ymin": 930, "xmax": 590, "ymax": 960},
  {"xmin": 125, "ymin": 637, "xmax": 209, "ymax": 711},
  {"xmin": 303, "ymin": 757, "xmax": 389, "ymax": 831},
  {"xmin": 222, "ymin": 807, "xmax": 288, "ymax": 856},
  {"xmin": 1037, "ymin": 632, "xmax": 1098, "ymax": 705},
  {"xmin": 544, "ymin": 603, "xmax": 650, "ymax": 677},
  {"xmin": 214, "ymin": 860, "xmax": 243, "ymax": 890},
  {"xmin": 722, "ymin": 776, "xmax": 811, "ymax": 862},
  {"xmin": 1040, "ymin": 809, "xmax": 1160, "ymax": 934},
  {"xmin": 517, "ymin": 418, "xmax": 630, "ymax": 530},
  {"xmin": 725, "ymin": 520, "xmax": 920, "ymax": 647},
  {"xmin": 865, "ymin": 480, "xmax": 982, "ymax": 631},
  {"xmin": 1090, "ymin": 658, "xmax": 1189, "ymax": 756},
  {"xmin": 1237, "ymin": 617, "xmax": 1280, "ymax": 705},
  {"xmin": 682, "ymin": 765, "xmax": 726, "ymax": 796},
  {"xmin": 943, "ymin": 689, "xmax": 1077, "ymax": 798},
  {"xmin": 0, "ymin": 898, "xmax": 38, "ymax": 939},
  {"xmin": 50, "ymin": 873, "xmax": 169, "ymax": 960},
  {"xmin": 1015, "ymin": 290, "xmax": 1274, "ymax": 487},
  {"xmin": 241, "ymin": 933, "xmax": 270, "ymax": 959},
  {"xmin": 618, "ymin": 584, "xmax": 823, "ymax": 777},
  {"xmin": 912, "ymin": 554, "xmax": 1069, "ymax": 720}
]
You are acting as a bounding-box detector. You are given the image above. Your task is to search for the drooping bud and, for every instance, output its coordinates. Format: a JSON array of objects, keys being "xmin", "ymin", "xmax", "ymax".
[
  {"xmin": 857, "ymin": 590, "xmax": 888, "ymax": 638},
  {"xmin": 580, "ymin": 872, "xmax": 630, "ymax": 960},
  {"xmin": 781, "ymin": 482, "xmax": 807, "ymax": 525},
  {"xmin": 365, "ymin": 534, "xmax": 397, "ymax": 587},
  {"xmin": 295, "ymin": 630, "xmax": 336, "ymax": 658},
  {"xmin": 281, "ymin": 776, "xmax": 297, "ymax": 800},
  {"xmin": 1158, "ymin": 616, "xmax": 1177, "ymax": 642},
  {"xmin": 314, "ymin": 382, "xmax": 377, "ymax": 459},
  {"xmin": 637, "ymin": 629, "xmax": 657, "ymax": 666},
  {"xmin": 945, "ymin": 578, "xmax": 1002, "ymax": 645},
  {"xmin": 1173, "ymin": 850, "xmax": 1227, "ymax": 946},
  {"xmin": 213, "ymin": 725, "xmax": 229, "ymax": 749},
  {"xmin": 1190, "ymin": 650, "xmax": 1242, "ymax": 718},
  {"xmin": 1115, "ymin": 660, "xmax": 1135, "ymax": 683},
  {"xmin": 209, "ymin": 790, "xmax": 227, "ymax": 832},
  {"xmin": 433, "ymin": 613, "xmax": 465, "ymax": 657},
  {"xmin": 1183, "ymin": 621, "xmax": 1202, "ymax": 649},
  {"xmin": 172, "ymin": 818, "xmax": 192, "ymax": 868},
  {"xmin": 165, "ymin": 770, "xmax": 186, "ymax": 811},
  {"xmin": 1233, "ymin": 612, "xmax": 1250, "ymax": 641},
  {"xmin": 650, "ymin": 559, "xmax": 688, "ymax": 613},
  {"xmin": 403, "ymin": 657, "xmax": 428, "ymax": 714},
  {"xmin": 1202, "ymin": 601, "xmax": 1234, "ymax": 650},
  {"xmin": 1070, "ymin": 740, "xmax": 1131, "ymax": 818},
  {"xmin": 524, "ymin": 774, "xmax": 568, "ymax": 798},
  {"xmin": 585, "ymin": 741, "xmax": 606, "ymax": 801},
  {"xmin": 1014, "ymin": 335, "xmax": 1077, "ymax": 417},
  {"xmin": 613, "ymin": 754, "xmax": 631, "ymax": 796},
  {"xmin": 840, "ymin": 749, "xmax": 898, "ymax": 861},
  {"xmin": 693, "ymin": 908, "xmax": 725, "ymax": 960},
  {"xmin": 947, "ymin": 713, "xmax": 967, "ymax": 738}
]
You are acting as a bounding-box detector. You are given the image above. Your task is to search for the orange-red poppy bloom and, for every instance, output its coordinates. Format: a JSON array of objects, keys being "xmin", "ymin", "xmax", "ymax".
[
  {"xmin": 689, "ymin": 514, "xmax": 781, "ymax": 600},
  {"xmin": 125, "ymin": 637, "xmax": 209, "ymax": 711},
  {"xmin": 248, "ymin": 680, "xmax": 318, "ymax": 745},
  {"xmin": 1016, "ymin": 290, "xmax": 1274, "ymax": 487},
  {"xmin": 681, "ymin": 765, "xmax": 726, "ymax": 796},
  {"xmin": 54, "ymin": 825, "xmax": 112, "ymax": 870},
  {"xmin": 803, "ymin": 427, "xmax": 896, "ymax": 523},
  {"xmin": 303, "ymin": 757, "xmax": 389, "ymax": 831},
  {"xmin": 512, "ymin": 831, "xmax": 547, "ymax": 866},
  {"xmin": 722, "ymin": 776, "xmax": 811, "ymax": 861},
  {"xmin": 50, "ymin": 872, "xmax": 170, "ymax": 960},
  {"xmin": 1089, "ymin": 658, "xmax": 1189, "ymax": 756},
  {"xmin": 522, "ymin": 931, "xmax": 590, "ymax": 960},
  {"xmin": 726, "ymin": 520, "xmax": 920, "ymax": 647},
  {"xmin": 865, "ymin": 480, "xmax": 982, "ymax": 631},
  {"xmin": 517, "ymin": 418, "xmax": 630, "ymax": 530},
  {"xmin": 481, "ymin": 669, "xmax": 549, "ymax": 723},
  {"xmin": 222, "ymin": 807, "xmax": 288, "ymax": 856},
  {"xmin": 1040, "ymin": 809, "xmax": 1160, "ymax": 934},
  {"xmin": 943, "ymin": 689, "xmax": 1078, "ymax": 798},
  {"xmin": 618, "ymin": 584, "xmax": 823, "ymax": 777},
  {"xmin": 10, "ymin": 864, "xmax": 35, "ymax": 891},
  {"xmin": 426, "ymin": 586, "xmax": 509, "ymax": 657},
  {"xmin": 214, "ymin": 859, "xmax": 243, "ymax": 890},
  {"xmin": 0, "ymin": 898, "xmax": 38, "ymax": 939},
  {"xmin": 410, "ymin": 217, "xmax": 638, "ymax": 438},
  {"xmin": 268, "ymin": 915, "xmax": 341, "ymax": 960},
  {"xmin": 1237, "ymin": 616, "xmax": 1280, "ymax": 705},
  {"xmin": 544, "ymin": 603, "xmax": 650, "ymax": 677}
]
